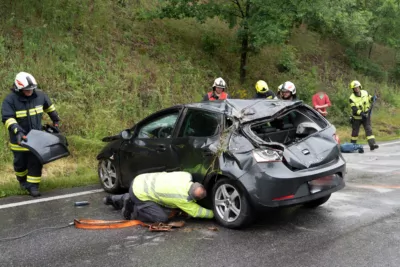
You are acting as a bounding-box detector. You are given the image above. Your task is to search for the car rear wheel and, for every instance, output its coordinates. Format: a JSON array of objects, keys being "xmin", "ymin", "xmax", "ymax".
[
  {"xmin": 303, "ymin": 194, "xmax": 331, "ymax": 208},
  {"xmin": 212, "ymin": 178, "xmax": 253, "ymax": 229},
  {"xmin": 98, "ymin": 159, "xmax": 121, "ymax": 193}
]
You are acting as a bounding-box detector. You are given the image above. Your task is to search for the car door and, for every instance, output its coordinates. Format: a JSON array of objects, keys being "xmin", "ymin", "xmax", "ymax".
[
  {"xmin": 119, "ymin": 108, "xmax": 182, "ymax": 187},
  {"xmin": 172, "ymin": 108, "xmax": 223, "ymax": 183}
]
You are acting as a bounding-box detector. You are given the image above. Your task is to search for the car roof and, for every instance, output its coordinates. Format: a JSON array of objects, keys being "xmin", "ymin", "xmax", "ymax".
[{"xmin": 184, "ymin": 99, "xmax": 303, "ymax": 123}]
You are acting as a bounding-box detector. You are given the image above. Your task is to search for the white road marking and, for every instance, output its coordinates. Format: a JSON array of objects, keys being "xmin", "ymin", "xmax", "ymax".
[
  {"xmin": 0, "ymin": 189, "xmax": 104, "ymax": 210},
  {"xmin": 379, "ymin": 141, "xmax": 400, "ymax": 146}
]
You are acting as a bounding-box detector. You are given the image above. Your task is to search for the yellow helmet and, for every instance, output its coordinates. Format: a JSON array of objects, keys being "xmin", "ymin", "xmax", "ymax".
[
  {"xmin": 349, "ymin": 80, "xmax": 362, "ymax": 89},
  {"xmin": 255, "ymin": 80, "xmax": 269, "ymax": 94}
]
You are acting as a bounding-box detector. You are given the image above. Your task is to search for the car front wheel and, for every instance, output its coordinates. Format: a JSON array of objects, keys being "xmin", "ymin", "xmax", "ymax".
[
  {"xmin": 303, "ymin": 194, "xmax": 331, "ymax": 208},
  {"xmin": 212, "ymin": 178, "xmax": 253, "ymax": 229},
  {"xmin": 98, "ymin": 159, "xmax": 121, "ymax": 193}
]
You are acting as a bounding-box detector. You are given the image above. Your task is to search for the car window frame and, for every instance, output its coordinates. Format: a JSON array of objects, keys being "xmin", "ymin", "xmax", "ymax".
[
  {"xmin": 133, "ymin": 107, "xmax": 184, "ymax": 139},
  {"xmin": 176, "ymin": 108, "xmax": 224, "ymax": 138}
]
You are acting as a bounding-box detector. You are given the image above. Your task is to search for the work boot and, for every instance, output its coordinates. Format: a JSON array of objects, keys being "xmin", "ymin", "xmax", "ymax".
[
  {"xmin": 103, "ymin": 195, "xmax": 124, "ymax": 210},
  {"xmin": 121, "ymin": 194, "xmax": 133, "ymax": 220},
  {"xmin": 17, "ymin": 177, "xmax": 27, "ymax": 190},
  {"xmin": 368, "ymin": 139, "xmax": 379, "ymax": 151},
  {"xmin": 26, "ymin": 183, "xmax": 41, "ymax": 197}
]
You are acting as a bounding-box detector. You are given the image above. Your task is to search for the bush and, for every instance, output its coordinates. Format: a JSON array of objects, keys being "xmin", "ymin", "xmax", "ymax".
[
  {"xmin": 345, "ymin": 48, "xmax": 388, "ymax": 82},
  {"xmin": 276, "ymin": 45, "xmax": 298, "ymax": 74},
  {"xmin": 201, "ymin": 34, "xmax": 222, "ymax": 56}
]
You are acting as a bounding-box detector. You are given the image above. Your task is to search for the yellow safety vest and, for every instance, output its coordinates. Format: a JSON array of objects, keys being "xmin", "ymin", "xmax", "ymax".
[
  {"xmin": 349, "ymin": 90, "xmax": 371, "ymax": 120},
  {"xmin": 132, "ymin": 172, "xmax": 214, "ymax": 219}
]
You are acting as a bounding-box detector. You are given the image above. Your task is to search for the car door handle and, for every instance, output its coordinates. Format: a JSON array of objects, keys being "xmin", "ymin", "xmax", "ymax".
[{"xmin": 156, "ymin": 145, "xmax": 167, "ymax": 152}]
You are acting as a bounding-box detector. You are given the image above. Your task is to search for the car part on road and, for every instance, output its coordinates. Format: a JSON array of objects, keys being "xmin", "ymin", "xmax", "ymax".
[
  {"xmin": 98, "ymin": 159, "xmax": 121, "ymax": 193},
  {"xmin": 303, "ymin": 194, "xmax": 331, "ymax": 208},
  {"xmin": 213, "ymin": 178, "xmax": 254, "ymax": 229},
  {"xmin": 74, "ymin": 201, "xmax": 90, "ymax": 207}
]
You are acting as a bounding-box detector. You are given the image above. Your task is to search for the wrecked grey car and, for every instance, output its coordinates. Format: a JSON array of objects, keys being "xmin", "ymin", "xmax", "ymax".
[{"xmin": 97, "ymin": 99, "xmax": 345, "ymax": 228}]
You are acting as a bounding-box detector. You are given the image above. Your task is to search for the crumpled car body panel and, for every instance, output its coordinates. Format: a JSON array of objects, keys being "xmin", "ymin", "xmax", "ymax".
[{"xmin": 21, "ymin": 129, "xmax": 70, "ymax": 165}]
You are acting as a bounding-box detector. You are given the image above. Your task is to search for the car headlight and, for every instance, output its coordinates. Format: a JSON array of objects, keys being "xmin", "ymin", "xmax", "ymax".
[{"xmin": 253, "ymin": 149, "xmax": 282, "ymax": 163}]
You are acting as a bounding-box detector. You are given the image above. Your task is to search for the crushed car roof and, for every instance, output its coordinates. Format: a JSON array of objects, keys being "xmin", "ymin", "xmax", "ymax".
[{"xmin": 186, "ymin": 99, "xmax": 303, "ymax": 123}]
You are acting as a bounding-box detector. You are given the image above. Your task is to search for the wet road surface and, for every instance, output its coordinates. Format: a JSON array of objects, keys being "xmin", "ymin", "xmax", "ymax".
[{"xmin": 0, "ymin": 141, "xmax": 400, "ymax": 267}]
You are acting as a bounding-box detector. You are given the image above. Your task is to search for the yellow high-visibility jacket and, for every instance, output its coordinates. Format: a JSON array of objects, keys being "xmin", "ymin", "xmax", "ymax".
[
  {"xmin": 349, "ymin": 90, "xmax": 372, "ymax": 120},
  {"xmin": 132, "ymin": 171, "xmax": 214, "ymax": 219}
]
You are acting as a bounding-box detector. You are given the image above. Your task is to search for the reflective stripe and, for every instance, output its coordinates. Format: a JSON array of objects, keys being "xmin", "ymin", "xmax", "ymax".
[
  {"xmin": 351, "ymin": 137, "xmax": 358, "ymax": 141},
  {"xmin": 16, "ymin": 170, "xmax": 28, "ymax": 177},
  {"xmin": 16, "ymin": 110, "xmax": 27, "ymax": 118},
  {"xmin": 35, "ymin": 106, "xmax": 43, "ymax": 113},
  {"xmin": 157, "ymin": 192, "xmax": 187, "ymax": 199},
  {"xmin": 5, "ymin": 118, "xmax": 17, "ymax": 129},
  {"xmin": 197, "ymin": 206, "xmax": 204, "ymax": 217},
  {"xmin": 367, "ymin": 135, "xmax": 375, "ymax": 140},
  {"xmin": 205, "ymin": 209, "xmax": 212, "ymax": 218},
  {"xmin": 29, "ymin": 108, "xmax": 37, "ymax": 115},
  {"xmin": 44, "ymin": 104, "xmax": 56, "ymax": 113},
  {"xmin": 27, "ymin": 175, "xmax": 41, "ymax": 183},
  {"xmin": 9, "ymin": 143, "xmax": 29, "ymax": 151}
]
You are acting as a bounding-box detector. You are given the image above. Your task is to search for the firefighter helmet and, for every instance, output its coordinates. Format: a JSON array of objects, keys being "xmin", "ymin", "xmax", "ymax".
[
  {"xmin": 349, "ymin": 80, "xmax": 362, "ymax": 89},
  {"xmin": 255, "ymin": 80, "xmax": 269, "ymax": 94},
  {"xmin": 212, "ymin": 77, "xmax": 226, "ymax": 90},
  {"xmin": 14, "ymin": 72, "xmax": 37, "ymax": 92}
]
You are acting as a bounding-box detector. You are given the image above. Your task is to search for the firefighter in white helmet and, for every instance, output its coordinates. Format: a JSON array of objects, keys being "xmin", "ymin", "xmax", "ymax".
[
  {"xmin": 277, "ymin": 81, "xmax": 297, "ymax": 101},
  {"xmin": 1, "ymin": 72, "xmax": 61, "ymax": 197},
  {"xmin": 203, "ymin": 77, "xmax": 229, "ymax": 101}
]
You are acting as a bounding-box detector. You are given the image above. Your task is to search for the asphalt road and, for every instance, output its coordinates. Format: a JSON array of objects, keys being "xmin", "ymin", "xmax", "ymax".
[{"xmin": 1, "ymin": 141, "xmax": 400, "ymax": 267}]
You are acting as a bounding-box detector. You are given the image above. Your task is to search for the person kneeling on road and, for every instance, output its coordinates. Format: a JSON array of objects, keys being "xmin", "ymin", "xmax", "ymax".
[{"xmin": 103, "ymin": 171, "xmax": 214, "ymax": 223}]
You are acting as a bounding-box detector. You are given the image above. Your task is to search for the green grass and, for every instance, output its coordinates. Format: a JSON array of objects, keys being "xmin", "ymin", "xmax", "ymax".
[{"xmin": 0, "ymin": 0, "xmax": 400, "ymax": 197}]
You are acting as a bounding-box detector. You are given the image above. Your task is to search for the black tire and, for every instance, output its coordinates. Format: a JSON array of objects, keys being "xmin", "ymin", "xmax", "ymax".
[
  {"xmin": 212, "ymin": 178, "xmax": 254, "ymax": 229},
  {"xmin": 98, "ymin": 159, "xmax": 121, "ymax": 193},
  {"xmin": 303, "ymin": 194, "xmax": 331, "ymax": 208}
]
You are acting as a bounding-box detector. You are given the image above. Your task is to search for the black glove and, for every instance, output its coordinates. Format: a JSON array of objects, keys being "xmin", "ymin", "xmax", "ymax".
[
  {"xmin": 16, "ymin": 132, "xmax": 28, "ymax": 145},
  {"xmin": 52, "ymin": 122, "xmax": 60, "ymax": 133},
  {"xmin": 361, "ymin": 112, "xmax": 368, "ymax": 120}
]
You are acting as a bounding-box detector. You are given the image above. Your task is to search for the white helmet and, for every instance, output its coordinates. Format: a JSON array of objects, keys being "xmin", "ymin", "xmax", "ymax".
[
  {"xmin": 14, "ymin": 72, "xmax": 37, "ymax": 91},
  {"xmin": 281, "ymin": 81, "xmax": 296, "ymax": 95},
  {"xmin": 212, "ymin": 77, "xmax": 226, "ymax": 90}
]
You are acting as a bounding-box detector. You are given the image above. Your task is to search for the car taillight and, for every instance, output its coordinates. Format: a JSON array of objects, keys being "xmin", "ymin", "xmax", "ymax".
[
  {"xmin": 253, "ymin": 149, "xmax": 282, "ymax": 163},
  {"xmin": 272, "ymin": 194, "xmax": 295, "ymax": 201},
  {"xmin": 333, "ymin": 133, "xmax": 340, "ymax": 144}
]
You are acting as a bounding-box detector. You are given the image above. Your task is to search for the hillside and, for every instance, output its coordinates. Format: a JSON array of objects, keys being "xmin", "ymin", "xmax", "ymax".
[{"xmin": 1, "ymin": 0, "xmax": 399, "ymax": 196}]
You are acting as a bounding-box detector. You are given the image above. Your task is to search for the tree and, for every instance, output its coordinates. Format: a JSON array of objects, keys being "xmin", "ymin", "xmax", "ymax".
[{"xmin": 154, "ymin": 0, "xmax": 305, "ymax": 84}]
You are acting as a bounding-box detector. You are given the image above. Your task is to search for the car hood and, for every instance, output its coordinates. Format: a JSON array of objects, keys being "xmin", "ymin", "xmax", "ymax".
[{"xmin": 225, "ymin": 99, "xmax": 303, "ymax": 123}]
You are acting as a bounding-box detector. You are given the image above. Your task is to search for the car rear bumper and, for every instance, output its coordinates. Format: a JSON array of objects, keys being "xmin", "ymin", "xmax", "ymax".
[{"xmin": 238, "ymin": 155, "xmax": 346, "ymax": 208}]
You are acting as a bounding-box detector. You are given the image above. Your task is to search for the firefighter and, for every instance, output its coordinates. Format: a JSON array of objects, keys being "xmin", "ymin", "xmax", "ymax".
[
  {"xmin": 253, "ymin": 80, "xmax": 276, "ymax": 99},
  {"xmin": 349, "ymin": 80, "xmax": 379, "ymax": 150},
  {"xmin": 104, "ymin": 171, "xmax": 214, "ymax": 223},
  {"xmin": 277, "ymin": 81, "xmax": 297, "ymax": 101},
  {"xmin": 1, "ymin": 72, "xmax": 61, "ymax": 197},
  {"xmin": 202, "ymin": 77, "xmax": 229, "ymax": 101}
]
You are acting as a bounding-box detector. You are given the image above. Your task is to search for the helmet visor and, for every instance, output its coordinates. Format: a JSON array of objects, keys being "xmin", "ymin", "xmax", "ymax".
[{"xmin": 22, "ymin": 84, "xmax": 37, "ymax": 91}]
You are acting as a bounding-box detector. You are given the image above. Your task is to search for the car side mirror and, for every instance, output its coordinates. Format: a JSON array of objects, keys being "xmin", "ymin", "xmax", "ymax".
[{"xmin": 120, "ymin": 129, "xmax": 133, "ymax": 140}]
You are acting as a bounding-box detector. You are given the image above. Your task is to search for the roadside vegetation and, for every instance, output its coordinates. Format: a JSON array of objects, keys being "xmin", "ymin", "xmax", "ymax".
[{"xmin": 1, "ymin": 0, "xmax": 399, "ymax": 197}]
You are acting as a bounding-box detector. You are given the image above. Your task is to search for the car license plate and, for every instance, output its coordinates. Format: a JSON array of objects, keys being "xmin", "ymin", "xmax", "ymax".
[{"xmin": 308, "ymin": 175, "xmax": 337, "ymax": 194}]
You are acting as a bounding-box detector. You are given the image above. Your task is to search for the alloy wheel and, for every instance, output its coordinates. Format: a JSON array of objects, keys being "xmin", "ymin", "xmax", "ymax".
[
  {"xmin": 99, "ymin": 160, "xmax": 117, "ymax": 189},
  {"xmin": 214, "ymin": 184, "xmax": 242, "ymax": 222}
]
